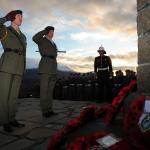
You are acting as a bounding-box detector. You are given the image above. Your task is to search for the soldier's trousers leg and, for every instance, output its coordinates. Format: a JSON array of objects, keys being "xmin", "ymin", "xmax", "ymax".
[
  {"xmin": 105, "ymin": 80, "xmax": 112, "ymax": 102},
  {"xmin": 0, "ymin": 72, "xmax": 10, "ymax": 124},
  {"xmin": 0, "ymin": 72, "xmax": 22, "ymax": 124},
  {"xmin": 47, "ymin": 74, "xmax": 56, "ymax": 111},
  {"xmin": 40, "ymin": 74, "xmax": 56, "ymax": 113},
  {"xmin": 8, "ymin": 75, "xmax": 22, "ymax": 122}
]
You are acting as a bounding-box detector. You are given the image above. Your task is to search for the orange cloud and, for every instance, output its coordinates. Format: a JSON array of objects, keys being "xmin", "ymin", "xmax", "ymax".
[{"xmin": 57, "ymin": 51, "xmax": 137, "ymax": 73}]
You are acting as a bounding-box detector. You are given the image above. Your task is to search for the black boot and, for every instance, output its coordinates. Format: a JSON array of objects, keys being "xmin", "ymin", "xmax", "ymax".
[
  {"xmin": 10, "ymin": 120, "xmax": 25, "ymax": 128},
  {"xmin": 42, "ymin": 111, "xmax": 57, "ymax": 118},
  {"xmin": 42, "ymin": 112, "xmax": 51, "ymax": 118},
  {"xmin": 49, "ymin": 111, "xmax": 57, "ymax": 116},
  {"xmin": 3, "ymin": 123, "xmax": 13, "ymax": 132}
]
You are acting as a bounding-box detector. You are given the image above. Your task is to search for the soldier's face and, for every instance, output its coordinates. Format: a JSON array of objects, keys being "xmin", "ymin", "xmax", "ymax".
[
  {"xmin": 99, "ymin": 52, "xmax": 104, "ymax": 56},
  {"xmin": 13, "ymin": 14, "xmax": 23, "ymax": 26},
  {"xmin": 47, "ymin": 30, "xmax": 54, "ymax": 39}
]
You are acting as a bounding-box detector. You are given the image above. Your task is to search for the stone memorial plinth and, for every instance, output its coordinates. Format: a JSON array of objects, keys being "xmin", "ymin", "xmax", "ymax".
[{"xmin": 137, "ymin": 0, "xmax": 150, "ymax": 95}]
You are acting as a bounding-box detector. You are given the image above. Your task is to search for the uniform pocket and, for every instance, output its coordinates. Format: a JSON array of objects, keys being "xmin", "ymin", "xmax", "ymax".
[{"xmin": 0, "ymin": 52, "xmax": 18, "ymax": 73}]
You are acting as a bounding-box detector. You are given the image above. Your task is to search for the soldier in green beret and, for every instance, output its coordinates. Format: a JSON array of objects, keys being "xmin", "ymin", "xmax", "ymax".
[
  {"xmin": 0, "ymin": 10, "xmax": 26, "ymax": 132},
  {"xmin": 33, "ymin": 26, "xmax": 57, "ymax": 118}
]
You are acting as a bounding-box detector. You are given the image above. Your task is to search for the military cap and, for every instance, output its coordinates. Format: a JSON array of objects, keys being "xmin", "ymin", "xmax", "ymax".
[
  {"xmin": 5, "ymin": 10, "xmax": 23, "ymax": 21},
  {"xmin": 12, "ymin": 10, "xmax": 23, "ymax": 15},
  {"xmin": 45, "ymin": 26, "xmax": 55, "ymax": 31},
  {"xmin": 97, "ymin": 45, "xmax": 106, "ymax": 54}
]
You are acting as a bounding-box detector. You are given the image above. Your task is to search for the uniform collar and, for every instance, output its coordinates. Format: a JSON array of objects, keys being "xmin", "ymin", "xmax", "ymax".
[
  {"xmin": 10, "ymin": 25, "xmax": 21, "ymax": 35},
  {"xmin": 45, "ymin": 35, "xmax": 52, "ymax": 41},
  {"xmin": 45, "ymin": 36, "xmax": 55, "ymax": 44}
]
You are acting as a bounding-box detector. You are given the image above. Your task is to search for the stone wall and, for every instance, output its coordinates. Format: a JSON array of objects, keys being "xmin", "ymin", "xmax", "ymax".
[{"xmin": 137, "ymin": 0, "xmax": 150, "ymax": 94}]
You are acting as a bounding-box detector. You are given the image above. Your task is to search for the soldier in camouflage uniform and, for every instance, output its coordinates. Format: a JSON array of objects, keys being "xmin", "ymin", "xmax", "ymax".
[
  {"xmin": 33, "ymin": 26, "xmax": 57, "ymax": 118},
  {"xmin": 0, "ymin": 10, "xmax": 26, "ymax": 132}
]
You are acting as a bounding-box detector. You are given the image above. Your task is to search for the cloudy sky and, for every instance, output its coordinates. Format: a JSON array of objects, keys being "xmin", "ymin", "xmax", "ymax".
[{"xmin": 0, "ymin": 0, "xmax": 137, "ymax": 72}]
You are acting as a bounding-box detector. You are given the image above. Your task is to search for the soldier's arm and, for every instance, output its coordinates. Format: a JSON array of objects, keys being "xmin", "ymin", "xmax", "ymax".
[
  {"xmin": 108, "ymin": 56, "xmax": 113, "ymax": 72},
  {"xmin": 32, "ymin": 30, "xmax": 47, "ymax": 44},
  {"xmin": 94, "ymin": 58, "xmax": 97, "ymax": 73},
  {"xmin": 0, "ymin": 17, "xmax": 7, "ymax": 40}
]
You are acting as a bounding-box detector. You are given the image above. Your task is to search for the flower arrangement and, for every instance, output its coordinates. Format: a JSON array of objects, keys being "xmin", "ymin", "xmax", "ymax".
[
  {"xmin": 103, "ymin": 80, "xmax": 137, "ymax": 124},
  {"xmin": 123, "ymin": 95, "xmax": 150, "ymax": 150},
  {"xmin": 47, "ymin": 105, "xmax": 97, "ymax": 150},
  {"xmin": 47, "ymin": 80, "xmax": 137, "ymax": 150}
]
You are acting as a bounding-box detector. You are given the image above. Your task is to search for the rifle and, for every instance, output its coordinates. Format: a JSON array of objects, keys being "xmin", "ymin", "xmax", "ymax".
[
  {"xmin": 57, "ymin": 50, "xmax": 66, "ymax": 53},
  {"xmin": 35, "ymin": 50, "xmax": 66, "ymax": 53}
]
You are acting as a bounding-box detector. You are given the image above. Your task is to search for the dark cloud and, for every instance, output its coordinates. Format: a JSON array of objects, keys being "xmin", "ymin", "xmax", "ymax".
[
  {"xmin": 110, "ymin": 51, "xmax": 137, "ymax": 60},
  {"xmin": 26, "ymin": 57, "xmax": 73, "ymax": 71},
  {"xmin": 58, "ymin": 55, "xmax": 79, "ymax": 62},
  {"xmin": 0, "ymin": 51, "xmax": 137, "ymax": 72},
  {"xmin": 0, "ymin": 0, "xmax": 137, "ymax": 72},
  {"xmin": 0, "ymin": 0, "xmax": 137, "ymax": 35},
  {"xmin": 58, "ymin": 51, "xmax": 137, "ymax": 72},
  {"xmin": 80, "ymin": 56, "xmax": 94, "ymax": 62}
]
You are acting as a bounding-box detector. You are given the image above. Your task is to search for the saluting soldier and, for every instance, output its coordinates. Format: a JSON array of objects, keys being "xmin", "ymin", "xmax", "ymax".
[
  {"xmin": 32, "ymin": 26, "xmax": 57, "ymax": 118},
  {"xmin": 0, "ymin": 10, "xmax": 26, "ymax": 132},
  {"xmin": 94, "ymin": 45, "xmax": 113, "ymax": 102}
]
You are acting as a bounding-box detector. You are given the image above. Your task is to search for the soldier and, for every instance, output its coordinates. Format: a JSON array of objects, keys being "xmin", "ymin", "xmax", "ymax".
[
  {"xmin": 94, "ymin": 45, "xmax": 113, "ymax": 102},
  {"xmin": 0, "ymin": 10, "xmax": 26, "ymax": 132},
  {"xmin": 113, "ymin": 70, "xmax": 125, "ymax": 97},
  {"xmin": 33, "ymin": 26, "xmax": 57, "ymax": 118}
]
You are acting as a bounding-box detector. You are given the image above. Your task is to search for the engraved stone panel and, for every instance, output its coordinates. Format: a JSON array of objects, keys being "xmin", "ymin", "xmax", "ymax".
[
  {"xmin": 137, "ymin": 65, "xmax": 150, "ymax": 93},
  {"xmin": 138, "ymin": 34, "xmax": 150, "ymax": 64},
  {"xmin": 137, "ymin": 0, "xmax": 150, "ymax": 10},
  {"xmin": 137, "ymin": 0, "xmax": 150, "ymax": 94},
  {"xmin": 137, "ymin": 7, "xmax": 150, "ymax": 35}
]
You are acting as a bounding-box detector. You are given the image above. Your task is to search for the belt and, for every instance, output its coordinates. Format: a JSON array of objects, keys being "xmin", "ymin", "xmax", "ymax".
[
  {"xmin": 98, "ymin": 67, "xmax": 108, "ymax": 71},
  {"xmin": 42, "ymin": 55, "xmax": 55, "ymax": 59},
  {"xmin": 5, "ymin": 48, "xmax": 25, "ymax": 55}
]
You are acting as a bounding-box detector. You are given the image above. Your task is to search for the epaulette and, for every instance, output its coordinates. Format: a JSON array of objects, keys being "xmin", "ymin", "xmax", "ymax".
[{"xmin": 0, "ymin": 27, "xmax": 8, "ymax": 41}]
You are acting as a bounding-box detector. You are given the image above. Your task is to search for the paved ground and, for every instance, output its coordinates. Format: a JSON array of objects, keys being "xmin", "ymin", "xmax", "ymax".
[{"xmin": 0, "ymin": 98, "xmax": 104, "ymax": 150}]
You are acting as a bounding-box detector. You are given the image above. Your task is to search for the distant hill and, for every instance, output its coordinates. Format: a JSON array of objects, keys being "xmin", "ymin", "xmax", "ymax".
[
  {"xmin": 26, "ymin": 58, "xmax": 74, "ymax": 72},
  {"xmin": 58, "ymin": 63, "xmax": 74, "ymax": 72},
  {"xmin": 24, "ymin": 67, "xmax": 74, "ymax": 78},
  {"xmin": 19, "ymin": 68, "xmax": 74, "ymax": 98}
]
